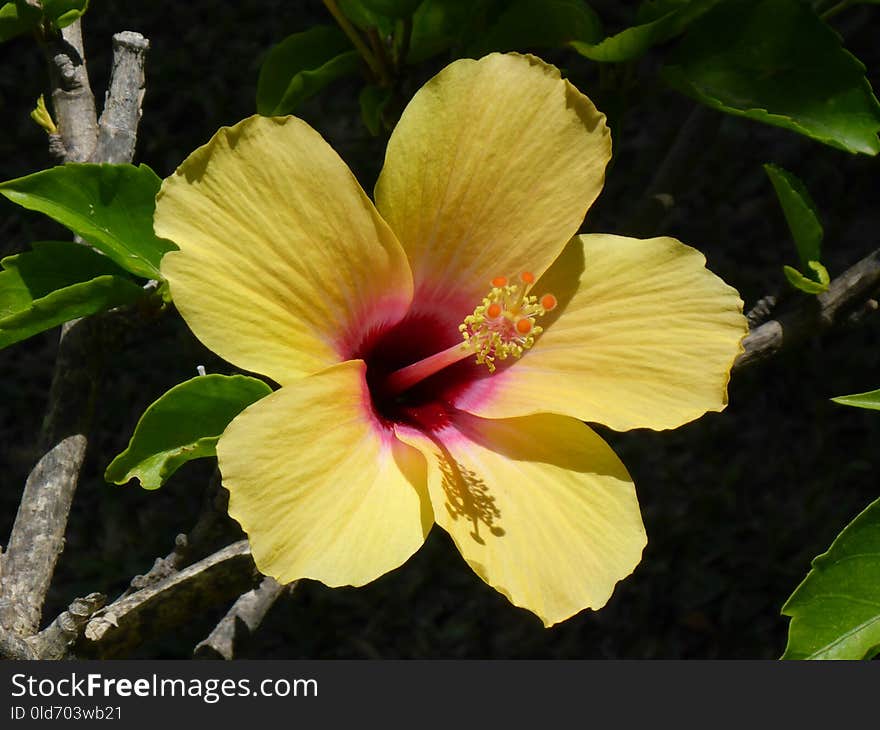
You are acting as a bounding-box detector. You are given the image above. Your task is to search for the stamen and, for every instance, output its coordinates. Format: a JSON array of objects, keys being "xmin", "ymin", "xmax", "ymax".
[
  {"xmin": 459, "ymin": 273, "xmax": 555, "ymax": 373},
  {"xmin": 382, "ymin": 272, "xmax": 556, "ymax": 395}
]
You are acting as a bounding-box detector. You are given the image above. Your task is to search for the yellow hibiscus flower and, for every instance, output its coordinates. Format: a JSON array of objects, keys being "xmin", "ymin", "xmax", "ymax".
[{"xmin": 154, "ymin": 53, "xmax": 747, "ymax": 627}]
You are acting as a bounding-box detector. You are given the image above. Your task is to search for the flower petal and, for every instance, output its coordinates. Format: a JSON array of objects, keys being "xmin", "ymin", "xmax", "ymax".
[
  {"xmin": 375, "ymin": 53, "xmax": 611, "ymax": 317},
  {"xmin": 459, "ymin": 234, "xmax": 747, "ymax": 431},
  {"xmin": 156, "ymin": 115, "xmax": 413, "ymax": 385},
  {"xmin": 217, "ymin": 360, "xmax": 432, "ymax": 587},
  {"xmin": 396, "ymin": 412, "xmax": 646, "ymax": 627}
]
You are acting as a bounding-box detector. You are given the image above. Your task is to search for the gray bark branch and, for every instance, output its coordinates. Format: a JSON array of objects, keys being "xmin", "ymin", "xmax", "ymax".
[
  {"xmin": 78, "ymin": 541, "xmax": 258, "ymax": 659},
  {"xmin": 95, "ymin": 31, "xmax": 149, "ymax": 163},
  {"xmin": 30, "ymin": 592, "xmax": 106, "ymax": 660},
  {"xmin": 0, "ymin": 434, "xmax": 87, "ymax": 637},
  {"xmin": 734, "ymin": 248, "xmax": 880, "ymax": 370},
  {"xmin": 45, "ymin": 19, "xmax": 98, "ymax": 162},
  {"xmin": 0, "ymin": 24, "xmax": 149, "ymax": 657},
  {"xmin": 194, "ymin": 577, "xmax": 291, "ymax": 660}
]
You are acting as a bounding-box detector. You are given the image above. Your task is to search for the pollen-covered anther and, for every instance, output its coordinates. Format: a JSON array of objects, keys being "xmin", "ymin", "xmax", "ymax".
[{"xmin": 459, "ymin": 273, "xmax": 555, "ymax": 373}]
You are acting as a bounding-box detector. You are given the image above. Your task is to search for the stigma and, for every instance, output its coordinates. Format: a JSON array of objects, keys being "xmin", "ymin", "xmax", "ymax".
[{"xmin": 460, "ymin": 272, "xmax": 557, "ymax": 373}]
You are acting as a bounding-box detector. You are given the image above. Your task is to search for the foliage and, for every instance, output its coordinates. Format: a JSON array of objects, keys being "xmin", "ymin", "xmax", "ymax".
[
  {"xmin": 782, "ymin": 496, "xmax": 880, "ymax": 659},
  {"xmin": 764, "ymin": 163, "xmax": 830, "ymax": 294},
  {"xmin": 0, "ymin": 163, "xmax": 175, "ymax": 280},
  {"xmin": 0, "ymin": 0, "xmax": 87, "ymax": 41},
  {"xmin": 256, "ymin": 26, "xmax": 360, "ymax": 116},
  {"xmin": 105, "ymin": 374, "xmax": 272, "ymax": 490},
  {"xmin": 0, "ymin": 241, "xmax": 143, "ymax": 349},
  {"xmin": 831, "ymin": 388, "xmax": 880, "ymax": 411}
]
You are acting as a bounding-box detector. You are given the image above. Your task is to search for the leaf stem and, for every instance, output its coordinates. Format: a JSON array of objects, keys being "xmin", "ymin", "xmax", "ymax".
[
  {"xmin": 820, "ymin": 0, "xmax": 853, "ymax": 20},
  {"xmin": 394, "ymin": 16, "xmax": 412, "ymax": 69},
  {"xmin": 321, "ymin": 0, "xmax": 386, "ymax": 82},
  {"xmin": 366, "ymin": 27, "xmax": 393, "ymax": 86}
]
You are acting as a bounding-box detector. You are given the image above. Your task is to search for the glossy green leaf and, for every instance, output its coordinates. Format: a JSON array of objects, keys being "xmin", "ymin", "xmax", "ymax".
[
  {"xmin": 359, "ymin": 84, "xmax": 392, "ymax": 135},
  {"xmin": 42, "ymin": 0, "xmax": 88, "ymax": 28},
  {"xmin": 764, "ymin": 164, "xmax": 823, "ymax": 269},
  {"xmin": 0, "ymin": 163, "xmax": 175, "ymax": 280},
  {"xmin": 662, "ymin": 0, "xmax": 880, "ymax": 155},
  {"xmin": 570, "ymin": 0, "xmax": 719, "ymax": 62},
  {"xmin": 469, "ymin": 0, "xmax": 602, "ymax": 56},
  {"xmin": 0, "ymin": 1, "xmax": 39, "ymax": 42},
  {"xmin": 0, "ymin": 241, "xmax": 143, "ymax": 348},
  {"xmin": 105, "ymin": 374, "xmax": 273, "ymax": 490},
  {"xmin": 783, "ymin": 262, "xmax": 829, "ymax": 294},
  {"xmin": 256, "ymin": 26, "xmax": 360, "ymax": 116},
  {"xmin": 782, "ymin": 496, "xmax": 880, "ymax": 659},
  {"xmin": 831, "ymin": 388, "xmax": 880, "ymax": 411}
]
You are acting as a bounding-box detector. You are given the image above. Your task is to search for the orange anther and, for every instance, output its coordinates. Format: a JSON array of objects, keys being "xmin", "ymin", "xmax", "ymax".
[
  {"xmin": 541, "ymin": 294, "xmax": 558, "ymax": 311},
  {"xmin": 520, "ymin": 271, "xmax": 535, "ymax": 284},
  {"xmin": 491, "ymin": 276, "xmax": 508, "ymax": 288},
  {"xmin": 516, "ymin": 318, "xmax": 533, "ymax": 335},
  {"xmin": 487, "ymin": 303, "xmax": 503, "ymax": 319}
]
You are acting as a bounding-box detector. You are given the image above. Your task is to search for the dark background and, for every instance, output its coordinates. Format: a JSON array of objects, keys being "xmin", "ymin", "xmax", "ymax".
[{"xmin": 1, "ymin": 1, "xmax": 879, "ymax": 658}]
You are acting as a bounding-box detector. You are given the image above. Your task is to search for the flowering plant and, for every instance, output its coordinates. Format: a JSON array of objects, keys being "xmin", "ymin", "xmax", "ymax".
[{"xmin": 154, "ymin": 53, "xmax": 746, "ymax": 626}]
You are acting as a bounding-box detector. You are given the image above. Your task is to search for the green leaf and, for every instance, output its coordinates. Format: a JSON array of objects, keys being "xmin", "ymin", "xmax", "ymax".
[
  {"xmin": 0, "ymin": 163, "xmax": 176, "ymax": 280},
  {"xmin": 105, "ymin": 374, "xmax": 273, "ymax": 490},
  {"xmin": 256, "ymin": 26, "xmax": 360, "ymax": 116},
  {"xmin": 782, "ymin": 496, "xmax": 880, "ymax": 659},
  {"xmin": 0, "ymin": 1, "xmax": 39, "ymax": 42},
  {"xmin": 469, "ymin": 0, "xmax": 602, "ymax": 56},
  {"xmin": 408, "ymin": 0, "xmax": 485, "ymax": 64},
  {"xmin": 831, "ymin": 388, "xmax": 880, "ymax": 411},
  {"xmin": 0, "ymin": 0, "xmax": 87, "ymax": 41},
  {"xmin": 0, "ymin": 241, "xmax": 143, "ymax": 348},
  {"xmin": 41, "ymin": 0, "xmax": 88, "ymax": 29},
  {"xmin": 783, "ymin": 262, "xmax": 829, "ymax": 294},
  {"xmin": 764, "ymin": 164, "xmax": 823, "ymax": 269},
  {"xmin": 570, "ymin": 0, "xmax": 720, "ymax": 62},
  {"xmin": 661, "ymin": 0, "xmax": 880, "ymax": 155},
  {"xmin": 338, "ymin": 0, "xmax": 396, "ymax": 35},
  {"xmin": 359, "ymin": 84, "xmax": 392, "ymax": 135}
]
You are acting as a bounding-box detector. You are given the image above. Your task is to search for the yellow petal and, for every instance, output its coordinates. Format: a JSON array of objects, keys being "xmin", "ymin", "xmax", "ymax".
[
  {"xmin": 462, "ymin": 234, "xmax": 747, "ymax": 431},
  {"xmin": 217, "ymin": 360, "xmax": 432, "ymax": 587},
  {"xmin": 375, "ymin": 53, "xmax": 611, "ymax": 317},
  {"xmin": 396, "ymin": 412, "xmax": 646, "ymax": 627},
  {"xmin": 156, "ymin": 115, "xmax": 413, "ymax": 385}
]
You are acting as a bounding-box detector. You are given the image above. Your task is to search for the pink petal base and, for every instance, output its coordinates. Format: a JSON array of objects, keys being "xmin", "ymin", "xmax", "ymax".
[{"xmin": 341, "ymin": 288, "xmax": 503, "ymax": 436}]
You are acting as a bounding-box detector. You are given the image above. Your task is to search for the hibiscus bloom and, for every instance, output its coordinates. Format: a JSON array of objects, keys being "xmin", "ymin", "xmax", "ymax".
[{"xmin": 154, "ymin": 53, "xmax": 747, "ymax": 626}]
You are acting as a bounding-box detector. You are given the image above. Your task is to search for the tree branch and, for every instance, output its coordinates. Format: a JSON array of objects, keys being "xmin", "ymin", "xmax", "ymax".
[
  {"xmin": 44, "ymin": 19, "xmax": 98, "ymax": 162},
  {"xmin": 734, "ymin": 248, "xmax": 880, "ymax": 370},
  {"xmin": 0, "ymin": 24, "xmax": 150, "ymax": 656},
  {"xmin": 194, "ymin": 577, "xmax": 292, "ymax": 660},
  {"xmin": 78, "ymin": 541, "xmax": 258, "ymax": 659},
  {"xmin": 29, "ymin": 592, "xmax": 106, "ymax": 660},
  {"xmin": 95, "ymin": 31, "xmax": 149, "ymax": 163},
  {"xmin": 0, "ymin": 433, "xmax": 88, "ymax": 637}
]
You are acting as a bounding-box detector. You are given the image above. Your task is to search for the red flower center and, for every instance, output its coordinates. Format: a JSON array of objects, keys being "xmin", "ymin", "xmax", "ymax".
[
  {"xmin": 355, "ymin": 310, "xmax": 482, "ymax": 433},
  {"xmin": 350, "ymin": 273, "xmax": 556, "ymax": 434}
]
